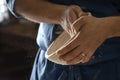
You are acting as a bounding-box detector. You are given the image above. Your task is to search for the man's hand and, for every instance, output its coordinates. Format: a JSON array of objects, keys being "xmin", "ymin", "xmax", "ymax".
[
  {"xmin": 57, "ymin": 16, "xmax": 113, "ymax": 65},
  {"xmin": 59, "ymin": 5, "xmax": 88, "ymax": 37}
]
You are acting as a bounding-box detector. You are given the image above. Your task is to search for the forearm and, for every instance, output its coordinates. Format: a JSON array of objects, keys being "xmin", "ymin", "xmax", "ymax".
[
  {"xmin": 14, "ymin": 0, "xmax": 67, "ymax": 24},
  {"xmin": 106, "ymin": 16, "xmax": 120, "ymax": 38}
]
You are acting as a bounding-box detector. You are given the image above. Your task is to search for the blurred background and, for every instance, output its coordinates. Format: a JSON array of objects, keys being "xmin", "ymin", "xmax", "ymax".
[{"xmin": 0, "ymin": 0, "xmax": 38, "ymax": 80}]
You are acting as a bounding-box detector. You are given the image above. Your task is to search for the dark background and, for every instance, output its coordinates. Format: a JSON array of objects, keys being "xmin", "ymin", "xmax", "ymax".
[{"xmin": 0, "ymin": 9, "xmax": 38, "ymax": 80}]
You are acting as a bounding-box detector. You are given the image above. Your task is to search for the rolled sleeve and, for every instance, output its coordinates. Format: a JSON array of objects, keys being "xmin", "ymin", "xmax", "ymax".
[{"xmin": 6, "ymin": 0, "xmax": 21, "ymax": 18}]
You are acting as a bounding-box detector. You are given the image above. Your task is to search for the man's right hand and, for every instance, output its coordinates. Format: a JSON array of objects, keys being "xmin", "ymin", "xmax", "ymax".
[{"xmin": 59, "ymin": 5, "xmax": 88, "ymax": 37}]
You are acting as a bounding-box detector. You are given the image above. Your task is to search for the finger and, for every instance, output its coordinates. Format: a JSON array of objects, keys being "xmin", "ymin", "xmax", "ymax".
[
  {"xmin": 73, "ymin": 6, "xmax": 84, "ymax": 18},
  {"xmin": 60, "ymin": 45, "xmax": 82, "ymax": 62},
  {"xmin": 56, "ymin": 31, "xmax": 81, "ymax": 56},
  {"xmin": 82, "ymin": 47, "xmax": 96, "ymax": 63},
  {"xmin": 66, "ymin": 6, "xmax": 88, "ymax": 36},
  {"xmin": 66, "ymin": 52, "xmax": 85, "ymax": 65},
  {"xmin": 72, "ymin": 12, "xmax": 92, "ymax": 34},
  {"xmin": 78, "ymin": 12, "xmax": 89, "ymax": 17},
  {"xmin": 71, "ymin": 7, "xmax": 88, "ymax": 34},
  {"xmin": 72, "ymin": 16, "xmax": 86, "ymax": 34},
  {"xmin": 61, "ymin": 41, "xmax": 86, "ymax": 62},
  {"xmin": 82, "ymin": 53, "xmax": 92, "ymax": 63}
]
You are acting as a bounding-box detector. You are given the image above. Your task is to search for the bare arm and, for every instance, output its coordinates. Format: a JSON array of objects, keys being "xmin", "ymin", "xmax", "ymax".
[
  {"xmin": 15, "ymin": 0, "xmax": 68, "ymax": 24},
  {"xmin": 14, "ymin": 0, "xmax": 87, "ymax": 35},
  {"xmin": 107, "ymin": 16, "xmax": 120, "ymax": 37}
]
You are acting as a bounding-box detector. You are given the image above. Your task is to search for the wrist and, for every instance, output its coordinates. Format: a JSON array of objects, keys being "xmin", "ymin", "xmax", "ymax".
[{"xmin": 105, "ymin": 17, "xmax": 120, "ymax": 38}]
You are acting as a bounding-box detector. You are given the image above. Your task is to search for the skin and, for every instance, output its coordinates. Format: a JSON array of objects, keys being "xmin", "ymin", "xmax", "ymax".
[
  {"xmin": 57, "ymin": 16, "xmax": 120, "ymax": 65},
  {"xmin": 14, "ymin": 0, "xmax": 120, "ymax": 65},
  {"xmin": 15, "ymin": 0, "xmax": 87, "ymax": 34}
]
